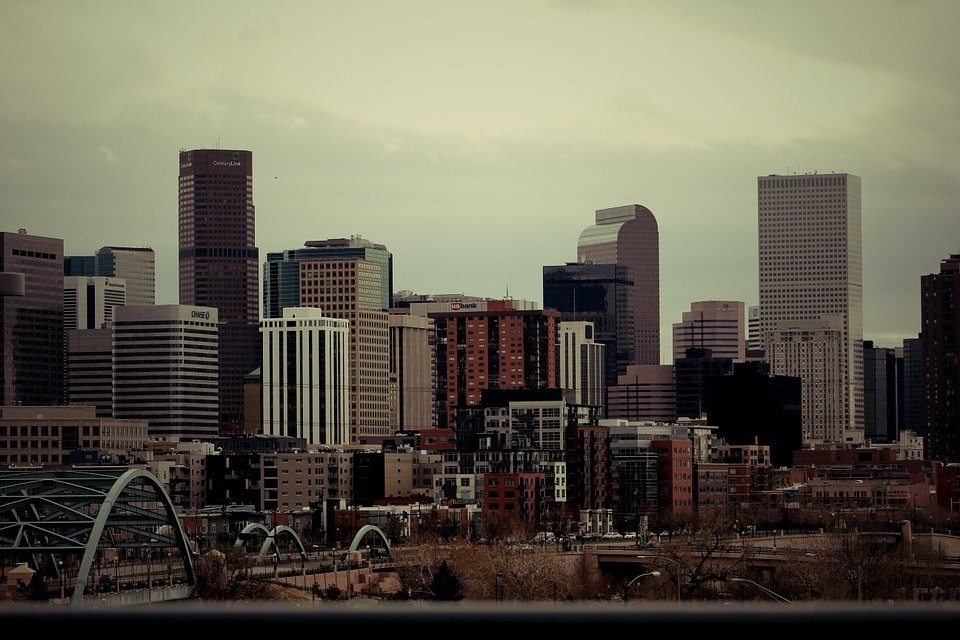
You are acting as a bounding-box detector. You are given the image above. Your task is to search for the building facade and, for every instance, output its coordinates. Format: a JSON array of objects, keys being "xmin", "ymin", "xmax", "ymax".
[
  {"xmin": 430, "ymin": 305, "xmax": 559, "ymax": 430},
  {"xmin": 178, "ymin": 148, "xmax": 260, "ymax": 433},
  {"xmin": 65, "ymin": 246, "xmax": 156, "ymax": 306},
  {"xmin": 558, "ymin": 321, "xmax": 605, "ymax": 409},
  {"xmin": 920, "ymin": 254, "xmax": 960, "ymax": 462},
  {"xmin": 543, "ymin": 262, "xmax": 634, "ymax": 396},
  {"xmin": 389, "ymin": 312, "xmax": 435, "ymax": 431},
  {"xmin": 112, "ymin": 304, "xmax": 219, "ymax": 440},
  {"xmin": 66, "ymin": 328, "xmax": 113, "ymax": 417},
  {"xmin": 606, "ymin": 364, "xmax": 677, "ymax": 423},
  {"xmin": 263, "ymin": 237, "xmax": 393, "ymax": 445},
  {"xmin": 757, "ymin": 172, "xmax": 864, "ymax": 445},
  {"xmin": 672, "ymin": 300, "xmax": 745, "ymax": 363},
  {"xmin": 260, "ymin": 307, "xmax": 350, "ymax": 446},
  {"xmin": 577, "ymin": 204, "xmax": 660, "ymax": 365},
  {"xmin": 1, "ymin": 231, "xmax": 64, "ymax": 406},
  {"xmin": 63, "ymin": 276, "xmax": 126, "ymax": 330}
]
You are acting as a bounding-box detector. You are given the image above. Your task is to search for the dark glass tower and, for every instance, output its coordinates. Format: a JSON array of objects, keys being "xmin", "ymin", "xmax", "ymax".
[
  {"xmin": 178, "ymin": 149, "xmax": 260, "ymax": 432},
  {"xmin": 543, "ymin": 262, "xmax": 634, "ymax": 396}
]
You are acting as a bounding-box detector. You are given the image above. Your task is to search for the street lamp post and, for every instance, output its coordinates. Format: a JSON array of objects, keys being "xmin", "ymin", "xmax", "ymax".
[
  {"xmin": 623, "ymin": 570, "xmax": 661, "ymax": 604},
  {"xmin": 636, "ymin": 555, "xmax": 682, "ymax": 603},
  {"xmin": 730, "ymin": 577, "xmax": 791, "ymax": 603},
  {"xmin": 142, "ymin": 544, "xmax": 152, "ymax": 605},
  {"xmin": 58, "ymin": 560, "xmax": 64, "ymax": 601}
]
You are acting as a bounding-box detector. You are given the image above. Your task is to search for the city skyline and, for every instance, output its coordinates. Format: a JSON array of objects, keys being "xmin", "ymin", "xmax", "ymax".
[{"xmin": 3, "ymin": 2, "xmax": 959, "ymax": 363}]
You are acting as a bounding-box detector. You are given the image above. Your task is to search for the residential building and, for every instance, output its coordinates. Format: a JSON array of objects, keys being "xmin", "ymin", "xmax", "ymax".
[
  {"xmin": 920, "ymin": 254, "xmax": 960, "ymax": 462},
  {"xmin": 178, "ymin": 148, "xmax": 260, "ymax": 433},
  {"xmin": 430, "ymin": 304, "xmax": 559, "ymax": 430}
]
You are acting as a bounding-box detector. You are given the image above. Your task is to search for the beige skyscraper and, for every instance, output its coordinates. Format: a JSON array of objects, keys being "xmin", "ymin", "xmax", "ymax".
[{"xmin": 757, "ymin": 172, "xmax": 863, "ymax": 445}]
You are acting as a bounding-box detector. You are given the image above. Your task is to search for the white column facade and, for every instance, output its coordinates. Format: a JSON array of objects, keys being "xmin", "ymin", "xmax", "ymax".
[{"xmin": 260, "ymin": 307, "xmax": 349, "ymax": 446}]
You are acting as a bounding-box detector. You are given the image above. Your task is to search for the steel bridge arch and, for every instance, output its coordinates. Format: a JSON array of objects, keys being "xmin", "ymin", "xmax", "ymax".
[
  {"xmin": 234, "ymin": 522, "xmax": 308, "ymax": 564},
  {"xmin": 0, "ymin": 467, "xmax": 197, "ymax": 605},
  {"xmin": 347, "ymin": 524, "xmax": 391, "ymax": 557}
]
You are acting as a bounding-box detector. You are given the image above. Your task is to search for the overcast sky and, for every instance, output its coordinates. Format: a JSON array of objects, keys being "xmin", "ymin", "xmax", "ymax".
[{"xmin": 2, "ymin": 0, "xmax": 958, "ymax": 363}]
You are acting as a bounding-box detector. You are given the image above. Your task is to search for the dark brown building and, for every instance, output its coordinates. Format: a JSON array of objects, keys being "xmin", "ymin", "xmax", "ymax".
[
  {"xmin": 921, "ymin": 254, "xmax": 960, "ymax": 463},
  {"xmin": 178, "ymin": 149, "xmax": 261, "ymax": 433},
  {"xmin": 1, "ymin": 231, "xmax": 64, "ymax": 406}
]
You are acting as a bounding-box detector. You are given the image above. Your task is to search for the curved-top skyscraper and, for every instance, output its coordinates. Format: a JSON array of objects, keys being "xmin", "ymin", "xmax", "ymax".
[{"xmin": 577, "ymin": 204, "xmax": 660, "ymax": 365}]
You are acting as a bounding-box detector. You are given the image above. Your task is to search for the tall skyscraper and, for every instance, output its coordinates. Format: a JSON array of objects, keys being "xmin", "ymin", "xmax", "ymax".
[
  {"xmin": 757, "ymin": 173, "xmax": 863, "ymax": 445},
  {"xmin": 577, "ymin": 204, "xmax": 660, "ymax": 365},
  {"xmin": 263, "ymin": 237, "xmax": 393, "ymax": 444},
  {"xmin": 260, "ymin": 307, "xmax": 350, "ymax": 446},
  {"xmin": 178, "ymin": 148, "xmax": 260, "ymax": 433},
  {"xmin": 64, "ymin": 246, "xmax": 155, "ymax": 306},
  {"xmin": 920, "ymin": 254, "xmax": 960, "ymax": 462},
  {"xmin": 672, "ymin": 300, "xmax": 746, "ymax": 363},
  {"xmin": 112, "ymin": 305, "xmax": 219, "ymax": 439},
  {"xmin": 1, "ymin": 231, "xmax": 64, "ymax": 406}
]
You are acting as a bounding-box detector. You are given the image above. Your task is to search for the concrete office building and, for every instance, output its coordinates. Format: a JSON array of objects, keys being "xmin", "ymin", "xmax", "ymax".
[
  {"xmin": 1, "ymin": 231, "xmax": 64, "ymax": 406},
  {"xmin": 178, "ymin": 148, "xmax": 260, "ymax": 433},
  {"xmin": 112, "ymin": 305, "xmax": 219, "ymax": 440},
  {"xmin": 672, "ymin": 300, "xmax": 745, "ymax": 363},
  {"xmin": 389, "ymin": 312, "xmax": 435, "ymax": 431},
  {"xmin": 263, "ymin": 237, "xmax": 393, "ymax": 445},
  {"xmin": 766, "ymin": 318, "xmax": 846, "ymax": 446},
  {"xmin": 558, "ymin": 321, "xmax": 605, "ymax": 409},
  {"xmin": 66, "ymin": 328, "xmax": 113, "ymax": 417},
  {"xmin": 757, "ymin": 173, "xmax": 863, "ymax": 445},
  {"xmin": 577, "ymin": 204, "xmax": 660, "ymax": 365},
  {"xmin": 920, "ymin": 254, "xmax": 960, "ymax": 462},
  {"xmin": 260, "ymin": 307, "xmax": 350, "ymax": 446},
  {"xmin": 0, "ymin": 405, "xmax": 148, "ymax": 468},
  {"xmin": 65, "ymin": 246, "xmax": 156, "ymax": 306},
  {"xmin": 63, "ymin": 276, "xmax": 126, "ymax": 330},
  {"xmin": 606, "ymin": 364, "xmax": 677, "ymax": 423}
]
